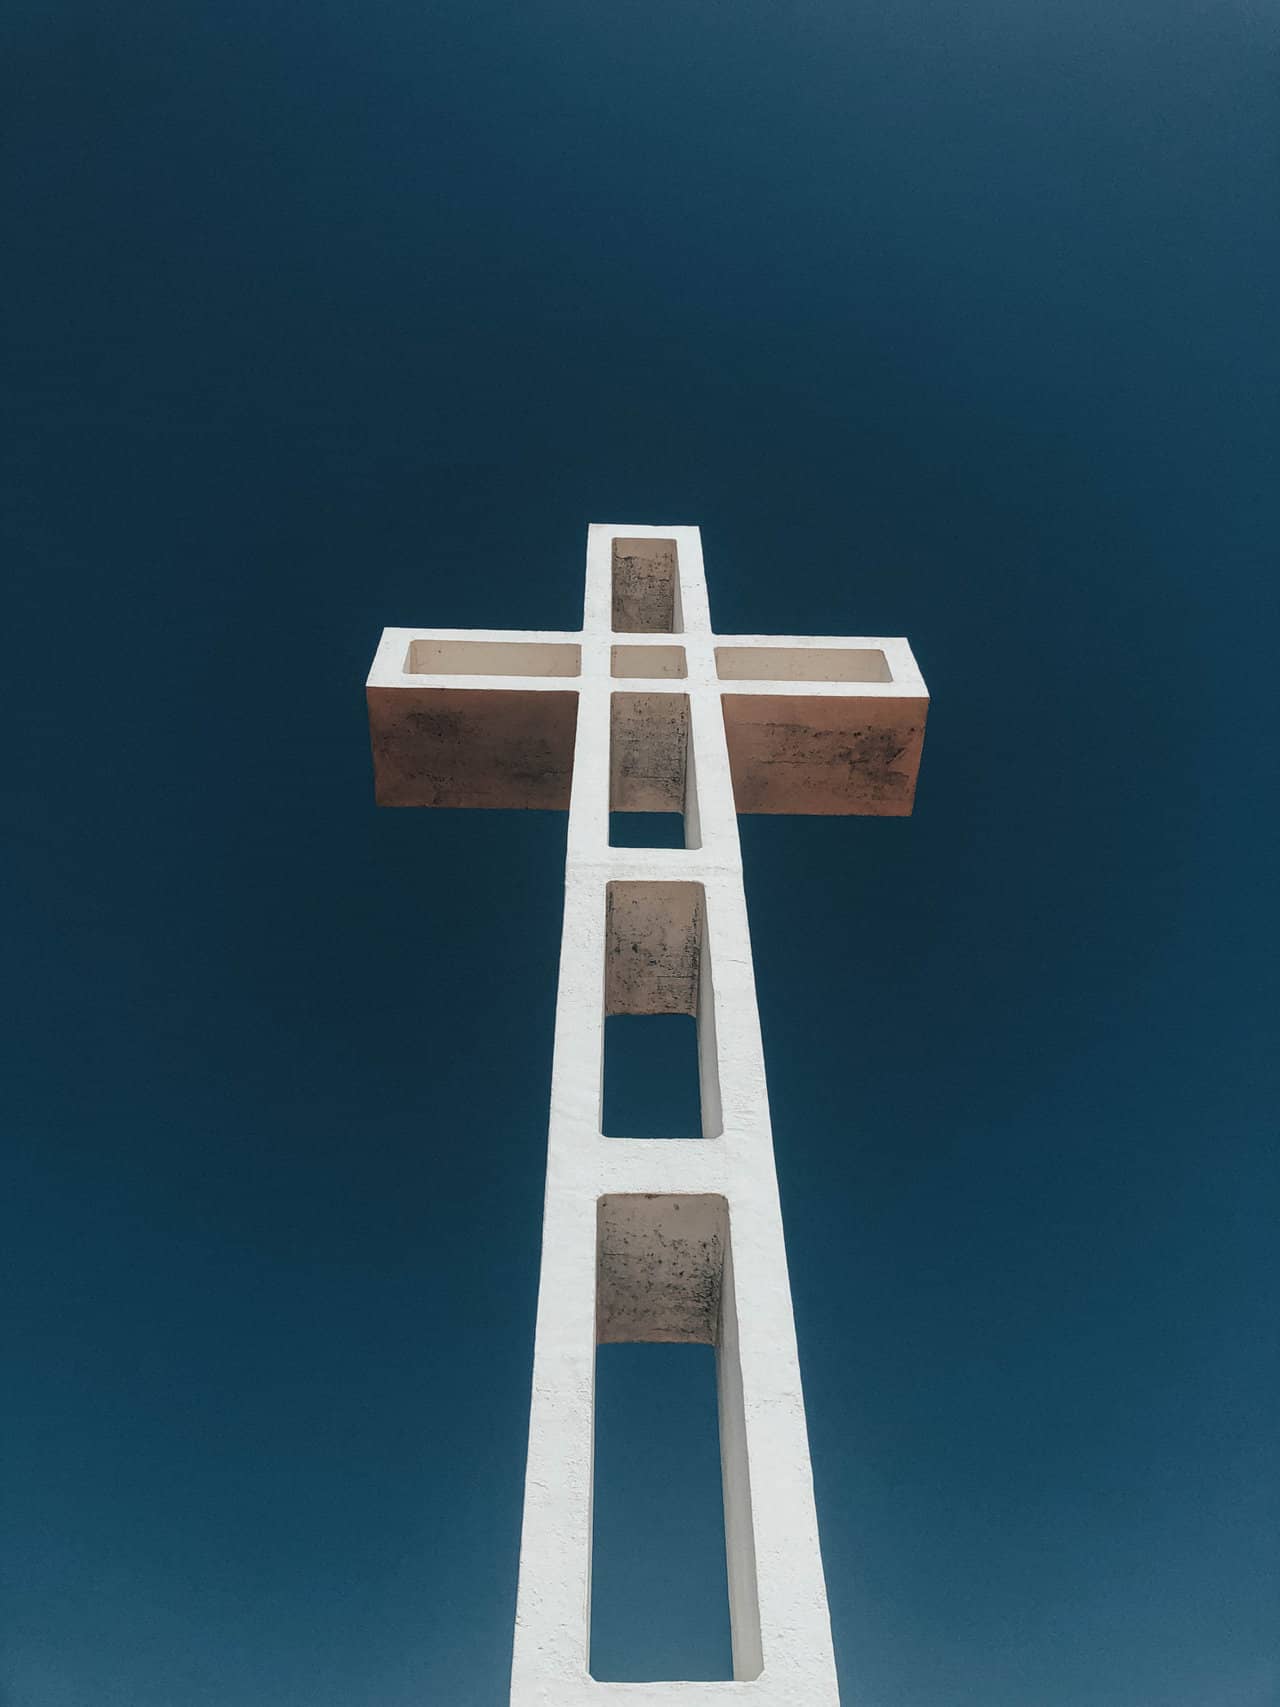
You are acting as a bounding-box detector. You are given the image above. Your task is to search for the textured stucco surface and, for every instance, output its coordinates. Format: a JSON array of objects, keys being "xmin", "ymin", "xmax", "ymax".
[{"xmin": 365, "ymin": 525, "xmax": 928, "ymax": 1704}]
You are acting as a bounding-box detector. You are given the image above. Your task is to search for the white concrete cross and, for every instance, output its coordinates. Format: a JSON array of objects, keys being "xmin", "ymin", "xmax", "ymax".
[{"xmin": 366, "ymin": 525, "xmax": 929, "ymax": 1706}]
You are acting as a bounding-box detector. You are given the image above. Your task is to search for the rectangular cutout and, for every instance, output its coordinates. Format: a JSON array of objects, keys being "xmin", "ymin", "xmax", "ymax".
[
  {"xmin": 603, "ymin": 1014, "xmax": 701, "ymax": 1137},
  {"xmin": 603, "ymin": 883, "xmax": 720, "ymax": 1136},
  {"xmin": 612, "ymin": 537, "xmax": 681, "ymax": 633},
  {"xmin": 609, "ymin": 810, "xmax": 685, "ymax": 849},
  {"xmin": 609, "ymin": 693, "xmax": 698, "ymax": 848},
  {"xmin": 610, "ymin": 695, "xmax": 688, "ymax": 815},
  {"xmin": 589, "ymin": 1344, "xmax": 733, "ymax": 1681},
  {"xmin": 405, "ymin": 638, "xmax": 581, "ymax": 677},
  {"xmin": 605, "ymin": 881, "xmax": 702, "ymax": 1016},
  {"xmin": 715, "ymin": 644, "xmax": 891, "ymax": 682},
  {"xmin": 611, "ymin": 644, "xmax": 687, "ymax": 679},
  {"xmin": 592, "ymin": 1196, "xmax": 761, "ymax": 1682}
]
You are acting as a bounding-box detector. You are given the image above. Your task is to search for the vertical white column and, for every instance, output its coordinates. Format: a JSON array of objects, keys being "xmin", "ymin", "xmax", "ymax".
[{"xmin": 509, "ymin": 526, "xmax": 840, "ymax": 1707}]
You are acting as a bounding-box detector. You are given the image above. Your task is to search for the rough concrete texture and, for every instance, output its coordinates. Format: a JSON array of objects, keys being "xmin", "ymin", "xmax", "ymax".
[
  {"xmin": 367, "ymin": 682, "xmax": 579, "ymax": 809},
  {"xmin": 364, "ymin": 525, "xmax": 929, "ymax": 1704},
  {"xmin": 721, "ymin": 690, "xmax": 927, "ymax": 815},
  {"xmin": 610, "ymin": 694, "xmax": 690, "ymax": 814},
  {"xmin": 605, "ymin": 881, "xmax": 703, "ymax": 1016},
  {"xmin": 611, "ymin": 536, "xmax": 679, "ymax": 632},
  {"xmin": 596, "ymin": 1194, "xmax": 726, "ymax": 1345}
]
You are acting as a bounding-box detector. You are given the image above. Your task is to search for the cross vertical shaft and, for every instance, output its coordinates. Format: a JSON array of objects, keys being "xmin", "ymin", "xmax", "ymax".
[
  {"xmin": 513, "ymin": 524, "xmax": 839, "ymax": 1706},
  {"xmin": 364, "ymin": 523, "xmax": 929, "ymax": 1705}
]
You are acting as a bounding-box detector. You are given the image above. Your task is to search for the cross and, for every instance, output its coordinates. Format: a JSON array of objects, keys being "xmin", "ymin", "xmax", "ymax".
[{"xmin": 366, "ymin": 525, "xmax": 928, "ymax": 1706}]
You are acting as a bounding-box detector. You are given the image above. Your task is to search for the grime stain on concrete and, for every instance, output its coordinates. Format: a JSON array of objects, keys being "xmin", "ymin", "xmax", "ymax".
[
  {"xmin": 366, "ymin": 686, "xmax": 578, "ymax": 808},
  {"xmin": 611, "ymin": 537, "xmax": 679, "ymax": 633},
  {"xmin": 721, "ymin": 692, "xmax": 928, "ymax": 814},
  {"xmin": 610, "ymin": 693, "xmax": 690, "ymax": 814},
  {"xmin": 605, "ymin": 881, "xmax": 703, "ymax": 1016},
  {"xmin": 597, "ymin": 1194, "xmax": 726, "ymax": 1345}
]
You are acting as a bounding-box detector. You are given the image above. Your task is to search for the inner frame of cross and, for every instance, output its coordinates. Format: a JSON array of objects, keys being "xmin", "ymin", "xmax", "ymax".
[{"xmin": 365, "ymin": 525, "xmax": 928, "ymax": 1706}]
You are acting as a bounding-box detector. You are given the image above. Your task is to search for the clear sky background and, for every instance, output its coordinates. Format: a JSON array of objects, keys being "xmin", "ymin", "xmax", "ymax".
[{"xmin": 3, "ymin": 2, "xmax": 1277, "ymax": 1704}]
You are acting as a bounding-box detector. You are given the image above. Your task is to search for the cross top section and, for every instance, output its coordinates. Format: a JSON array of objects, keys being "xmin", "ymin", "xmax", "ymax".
[{"xmin": 366, "ymin": 524, "xmax": 928, "ymax": 823}]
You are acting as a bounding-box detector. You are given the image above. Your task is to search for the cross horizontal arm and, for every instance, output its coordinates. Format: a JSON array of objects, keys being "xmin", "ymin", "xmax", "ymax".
[
  {"xmin": 369, "ymin": 625, "xmax": 926, "ymax": 692},
  {"xmin": 367, "ymin": 616, "xmax": 927, "ymax": 814}
]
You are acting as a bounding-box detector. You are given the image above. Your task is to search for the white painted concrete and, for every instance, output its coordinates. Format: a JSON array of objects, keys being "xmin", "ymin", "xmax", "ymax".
[{"xmin": 365, "ymin": 526, "xmax": 929, "ymax": 1705}]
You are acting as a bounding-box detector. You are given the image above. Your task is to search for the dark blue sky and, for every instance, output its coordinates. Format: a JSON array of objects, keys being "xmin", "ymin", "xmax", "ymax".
[{"xmin": 3, "ymin": 1, "xmax": 1277, "ymax": 1703}]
